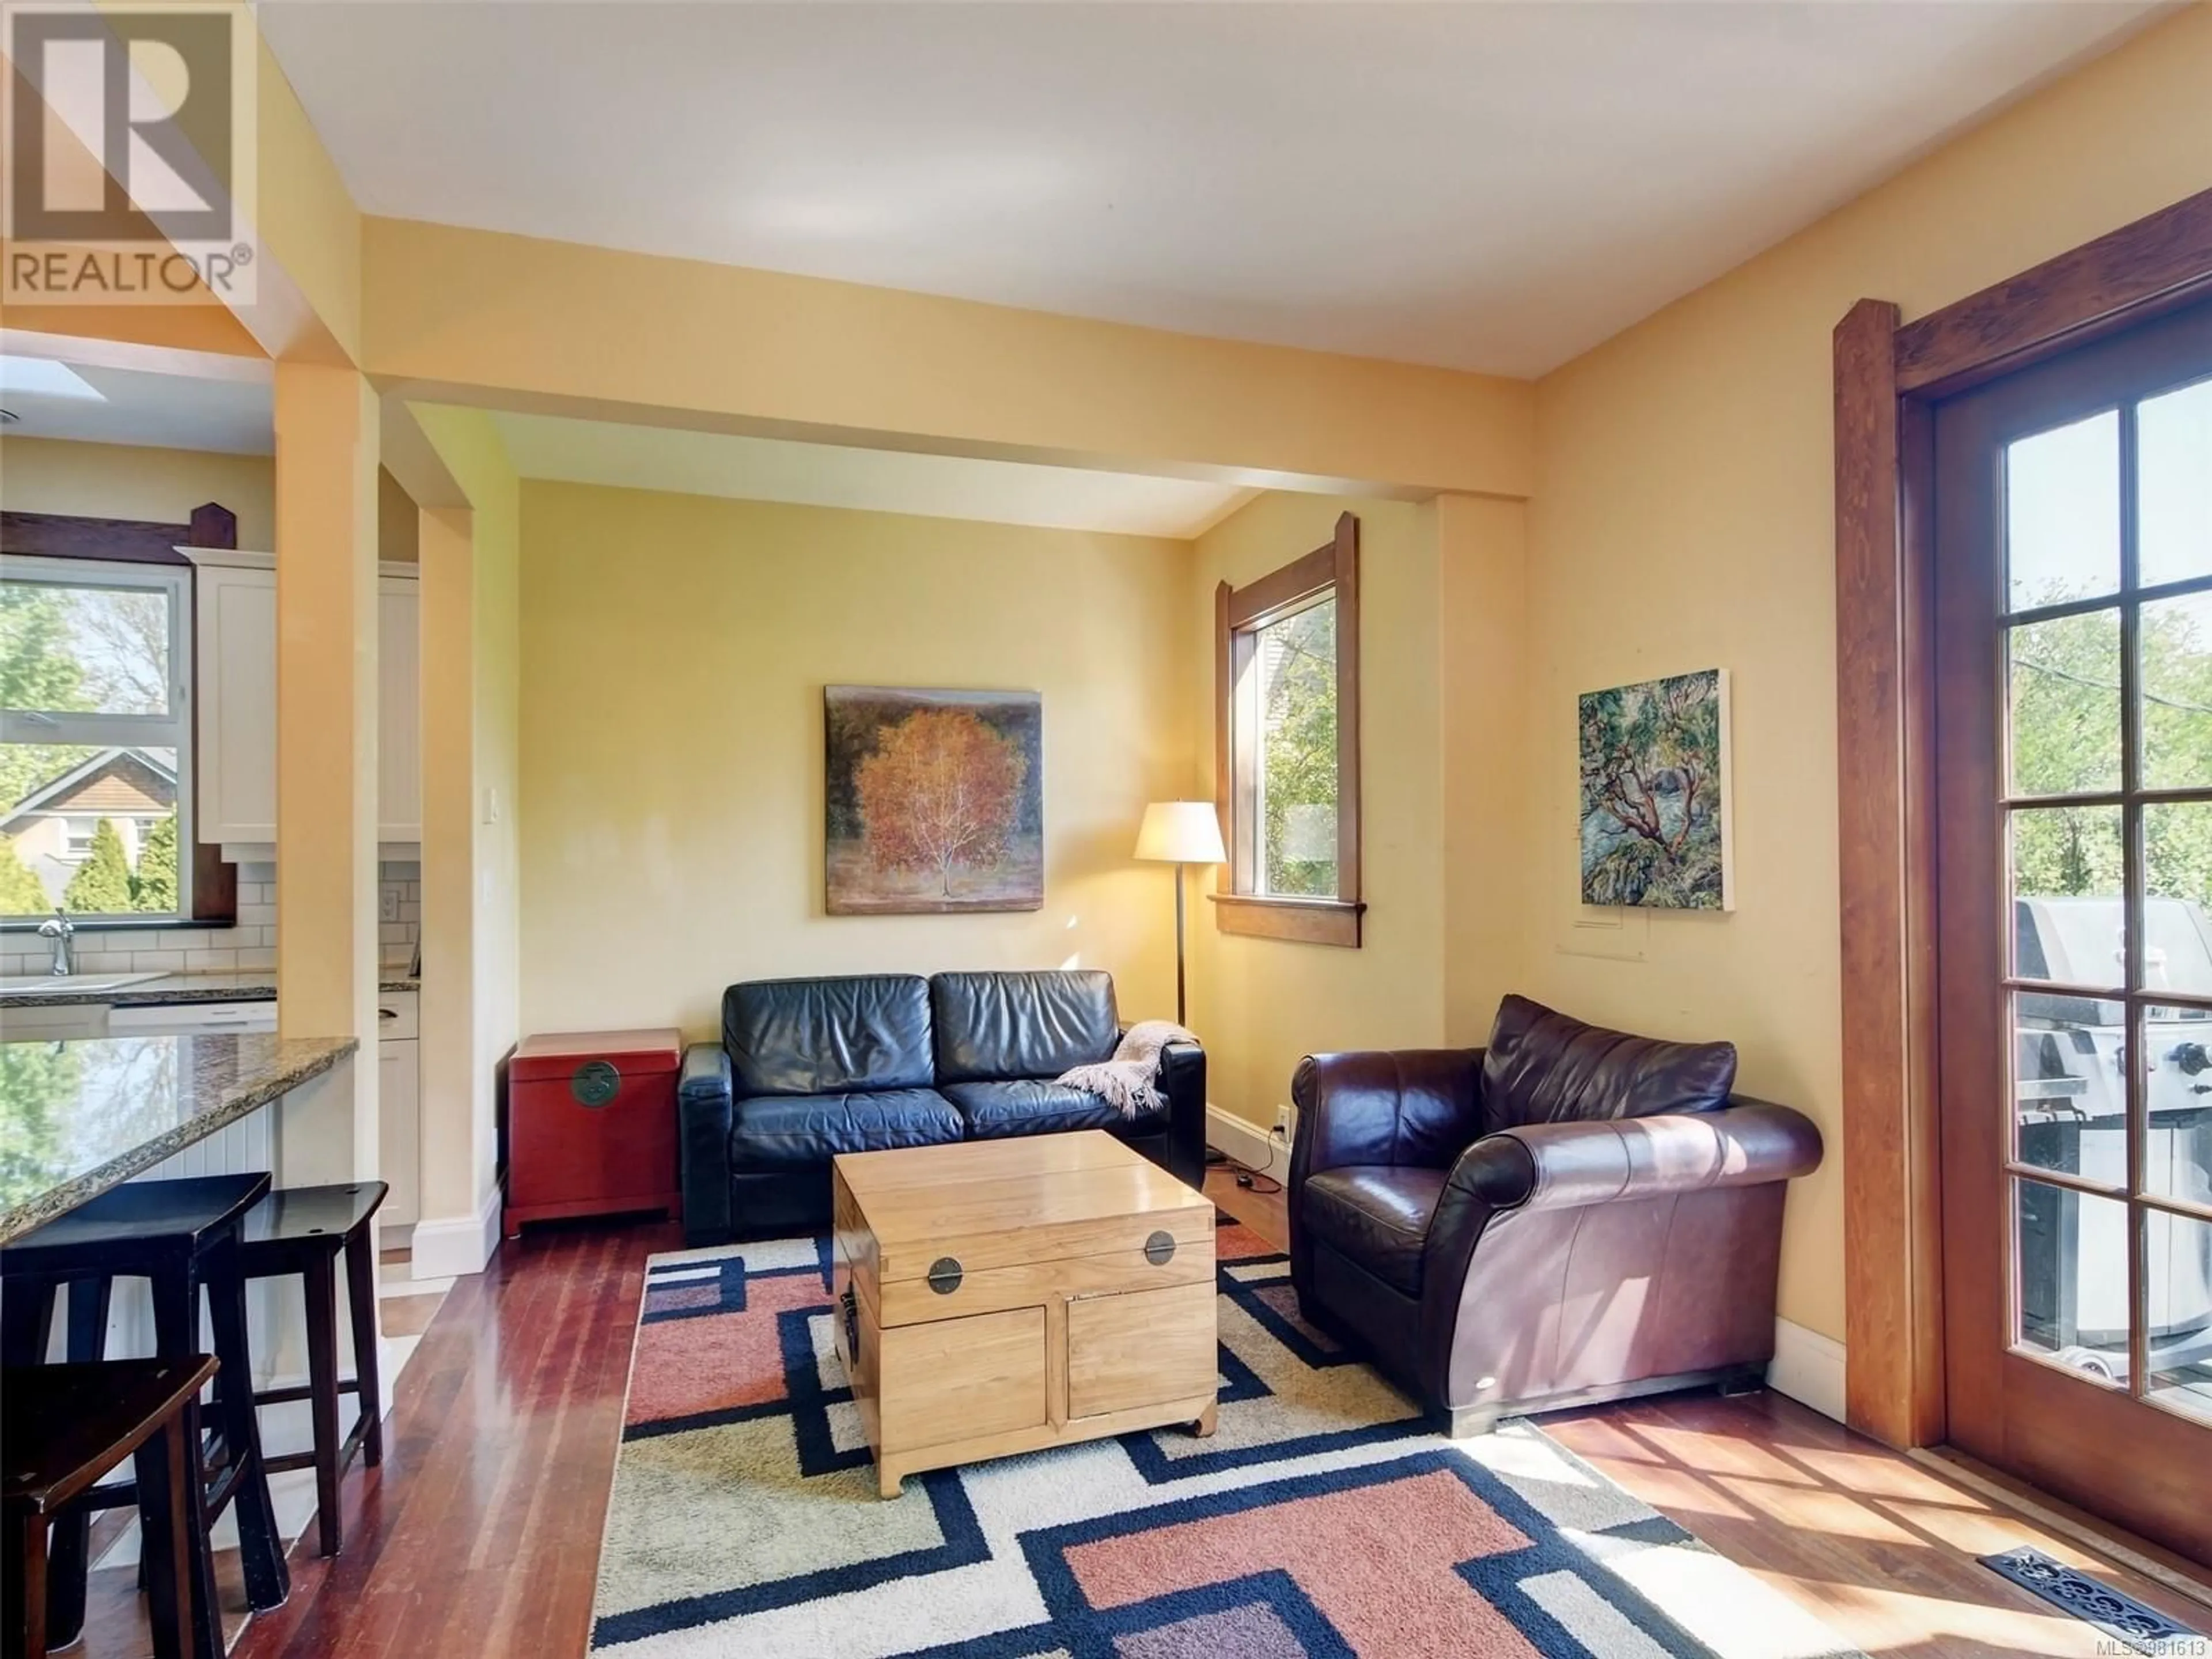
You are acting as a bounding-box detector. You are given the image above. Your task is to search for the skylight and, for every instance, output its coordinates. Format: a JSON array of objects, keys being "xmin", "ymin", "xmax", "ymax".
[{"xmin": 0, "ymin": 356, "xmax": 105, "ymax": 401}]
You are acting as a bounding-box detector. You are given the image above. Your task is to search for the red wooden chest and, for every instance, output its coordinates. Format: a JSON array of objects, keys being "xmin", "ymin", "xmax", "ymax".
[{"xmin": 506, "ymin": 1028, "xmax": 683, "ymax": 1237}]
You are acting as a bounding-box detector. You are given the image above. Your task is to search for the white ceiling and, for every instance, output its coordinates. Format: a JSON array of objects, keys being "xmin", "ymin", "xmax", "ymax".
[
  {"xmin": 493, "ymin": 412, "xmax": 1255, "ymax": 538},
  {"xmin": 0, "ymin": 359, "xmax": 272, "ymax": 453},
  {"xmin": 259, "ymin": 1, "xmax": 2158, "ymax": 377}
]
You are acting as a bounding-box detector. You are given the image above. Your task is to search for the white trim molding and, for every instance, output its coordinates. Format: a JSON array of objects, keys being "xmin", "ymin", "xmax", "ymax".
[
  {"xmin": 1206, "ymin": 1104, "xmax": 1285, "ymax": 1177},
  {"xmin": 1767, "ymin": 1317, "xmax": 1847, "ymax": 1422},
  {"xmin": 411, "ymin": 1181, "xmax": 502, "ymax": 1280}
]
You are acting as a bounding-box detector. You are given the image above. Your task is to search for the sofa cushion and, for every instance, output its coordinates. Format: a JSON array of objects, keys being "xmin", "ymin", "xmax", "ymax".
[
  {"xmin": 1480, "ymin": 994, "xmax": 1736, "ymax": 1132},
  {"xmin": 1300, "ymin": 1166, "xmax": 1445, "ymax": 1297},
  {"xmin": 943, "ymin": 1078, "xmax": 1165, "ymax": 1139},
  {"xmin": 929, "ymin": 971, "xmax": 1119, "ymax": 1084},
  {"xmin": 728, "ymin": 1088, "xmax": 963, "ymax": 1167},
  {"xmin": 724, "ymin": 975, "xmax": 934, "ymax": 1096}
]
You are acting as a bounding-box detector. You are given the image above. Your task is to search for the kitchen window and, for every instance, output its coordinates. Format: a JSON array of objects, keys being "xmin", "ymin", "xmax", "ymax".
[
  {"xmin": 1, "ymin": 556, "xmax": 193, "ymax": 922},
  {"xmin": 1212, "ymin": 512, "xmax": 1364, "ymax": 946}
]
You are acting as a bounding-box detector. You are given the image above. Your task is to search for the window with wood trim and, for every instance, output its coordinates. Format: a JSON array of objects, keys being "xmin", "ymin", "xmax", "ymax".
[
  {"xmin": 1, "ymin": 503, "xmax": 238, "ymax": 926},
  {"xmin": 0, "ymin": 557, "xmax": 194, "ymax": 921},
  {"xmin": 1213, "ymin": 512, "xmax": 1363, "ymax": 946}
]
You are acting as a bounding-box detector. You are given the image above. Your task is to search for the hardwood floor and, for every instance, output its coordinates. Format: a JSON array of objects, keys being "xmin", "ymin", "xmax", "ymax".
[
  {"xmin": 1547, "ymin": 1392, "xmax": 2210, "ymax": 1658},
  {"xmin": 64, "ymin": 1164, "xmax": 2209, "ymax": 1658},
  {"xmin": 231, "ymin": 1219, "xmax": 678, "ymax": 1658},
  {"xmin": 1209, "ymin": 1165, "xmax": 2212, "ymax": 1658}
]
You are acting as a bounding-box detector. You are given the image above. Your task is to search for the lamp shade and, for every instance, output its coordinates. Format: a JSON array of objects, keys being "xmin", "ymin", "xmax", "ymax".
[{"xmin": 1134, "ymin": 801, "xmax": 1227, "ymax": 865}]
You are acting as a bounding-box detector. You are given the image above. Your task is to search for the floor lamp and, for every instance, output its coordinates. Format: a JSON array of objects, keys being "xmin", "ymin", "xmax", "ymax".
[{"xmin": 1135, "ymin": 802, "xmax": 1227, "ymax": 1028}]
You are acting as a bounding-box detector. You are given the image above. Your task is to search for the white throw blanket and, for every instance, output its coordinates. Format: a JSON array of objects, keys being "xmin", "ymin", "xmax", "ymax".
[{"xmin": 1057, "ymin": 1020, "xmax": 1198, "ymax": 1119}]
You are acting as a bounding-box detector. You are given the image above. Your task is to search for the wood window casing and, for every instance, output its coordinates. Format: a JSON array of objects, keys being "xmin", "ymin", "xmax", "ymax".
[
  {"xmin": 1835, "ymin": 187, "xmax": 2212, "ymax": 1458},
  {"xmin": 0, "ymin": 502, "xmax": 239, "ymax": 925},
  {"xmin": 1211, "ymin": 511, "xmax": 1363, "ymax": 947}
]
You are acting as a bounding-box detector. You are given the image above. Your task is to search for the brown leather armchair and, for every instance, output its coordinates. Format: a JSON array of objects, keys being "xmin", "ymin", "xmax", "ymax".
[{"xmin": 1288, "ymin": 994, "xmax": 1823, "ymax": 1434}]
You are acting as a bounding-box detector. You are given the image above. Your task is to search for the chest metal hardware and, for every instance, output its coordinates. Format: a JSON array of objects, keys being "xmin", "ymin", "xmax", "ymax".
[
  {"xmin": 1143, "ymin": 1230, "xmax": 1176, "ymax": 1266},
  {"xmin": 570, "ymin": 1060, "xmax": 621, "ymax": 1108},
  {"xmin": 926, "ymin": 1257, "xmax": 964, "ymax": 1294}
]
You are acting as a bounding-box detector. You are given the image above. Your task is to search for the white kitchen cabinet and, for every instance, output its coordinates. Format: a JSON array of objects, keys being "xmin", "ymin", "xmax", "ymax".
[
  {"xmin": 182, "ymin": 551, "xmax": 422, "ymax": 850},
  {"xmin": 379, "ymin": 991, "xmax": 421, "ymax": 1230},
  {"xmin": 191, "ymin": 559, "xmax": 279, "ymax": 845}
]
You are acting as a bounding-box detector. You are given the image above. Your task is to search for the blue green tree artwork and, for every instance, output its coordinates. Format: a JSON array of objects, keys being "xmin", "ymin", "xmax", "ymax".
[{"xmin": 1578, "ymin": 668, "xmax": 1732, "ymax": 911}]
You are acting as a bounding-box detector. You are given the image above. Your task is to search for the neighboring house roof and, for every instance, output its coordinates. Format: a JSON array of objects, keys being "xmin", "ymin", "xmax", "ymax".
[{"xmin": 0, "ymin": 747, "xmax": 178, "ymax": 836}]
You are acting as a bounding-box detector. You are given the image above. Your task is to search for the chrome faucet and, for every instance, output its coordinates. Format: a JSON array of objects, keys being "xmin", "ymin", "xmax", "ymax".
[{"xmin": 36, "ymin": 908, "xmax": 73, "ymax": 977}]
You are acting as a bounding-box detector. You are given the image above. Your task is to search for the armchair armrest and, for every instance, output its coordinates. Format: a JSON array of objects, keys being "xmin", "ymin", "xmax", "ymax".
[
  {"xmin": 1156, "ymin": 1039, "xmax": 1207, "ymax": 1191},
  {"xmin": 1412, "ymin": 1098, "xmax": 1824, "ymax": 1412},
  {"xmin": 1441, "ymin": 1099, "xmax": 1823, "ymax": 1217},
  {"xmin": 677, "ymin": 1042, "xmax": 734, "ymax": 1244}
]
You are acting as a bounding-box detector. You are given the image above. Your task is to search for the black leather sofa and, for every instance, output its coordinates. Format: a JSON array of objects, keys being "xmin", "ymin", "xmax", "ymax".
[{"xmin": 676, "ymin": 970, "xmax": 1207, "ymax": 1243}]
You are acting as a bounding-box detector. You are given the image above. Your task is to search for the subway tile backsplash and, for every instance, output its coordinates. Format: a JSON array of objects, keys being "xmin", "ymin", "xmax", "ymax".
[{"xmin": 1, "ymin": 858, "xmax": 421, "ymax": 976}]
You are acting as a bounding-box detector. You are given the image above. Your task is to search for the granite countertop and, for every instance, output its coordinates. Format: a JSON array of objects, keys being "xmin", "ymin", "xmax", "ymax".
[
  {"xmin": 0, "ymin": 1031, "xmax": 359, "ymax": 1243},
  {"xmin": 1, "ymin": 971, "xmax": 422, "ymax": 1010}
]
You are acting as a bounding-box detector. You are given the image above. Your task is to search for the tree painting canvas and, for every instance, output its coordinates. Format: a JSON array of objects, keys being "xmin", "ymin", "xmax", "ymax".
[
  {"xmin": 825, "ymin": 687, "xmax": 1044, "ymax": 914},
  {"xmin": 1578, "ymin": 669, "xmax": 1732, "ymax": 911}
]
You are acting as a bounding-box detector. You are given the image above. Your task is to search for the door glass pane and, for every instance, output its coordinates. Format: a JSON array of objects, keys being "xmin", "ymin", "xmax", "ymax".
[
  {"xmin": 2011, "ymin": 805, "xmax": 2124, "ymax": 987},
  {"xmin": 2146, "ymin": 1209, "xmax": 2212, "ymax": 1426},
  {"xmin": 2009, "ymin": 608, "xmax": 2121, "ymax": 795},
  {"xmin": 2139, "ymin": 590, "xmax": 2212, "ymax": 789},
  {"xmin": 2143, "ymin": 1005, "xmax": 2212, "ymax": 1211},
  {"xmin": 2141, "ymin": 808, "xmax": 2212, "ymax": 998},
  {"xmin": 2013, "ymin": 994, "xmax": 2126, "ymax": 1187},
  {"xmin": 2006, "ymin": 411, "xmax": 2120, "ymax": 612},
  {"xmin": 1253, "ymin": 596, "xmax": 1338, "ymax": 898},
  {"xmin": 0, "ymin": 577, "xmax": 172, "ymax": 717},
  {"xmin": 2139, "ymin": 375, "xmax": 2212, "ymax": 590},
  {"xmin": 2016, "ymin": 1176, "xmax": 2131, "ymax": 1385}
]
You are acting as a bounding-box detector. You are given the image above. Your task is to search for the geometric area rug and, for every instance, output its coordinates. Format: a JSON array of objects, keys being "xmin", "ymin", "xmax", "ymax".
[{"xmin": 589, "ymin": 1214, "xmax": 1866, "ymax": 1658}]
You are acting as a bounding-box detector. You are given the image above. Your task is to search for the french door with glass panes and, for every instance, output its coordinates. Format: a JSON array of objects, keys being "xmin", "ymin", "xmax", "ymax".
[{"xmin": 1933, "ymin": 296, "xmax": 2212, "ymax": 1565}]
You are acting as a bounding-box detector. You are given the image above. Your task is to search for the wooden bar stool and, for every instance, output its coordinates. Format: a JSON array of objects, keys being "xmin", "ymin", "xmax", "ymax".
[
  {"xmin": 2, "ymin": 1356, "xmax": 221, "ymax": 1659},
  {"xmin": 0, "ymin": 1173, "xmax": 290, "ymax": 1647},
  {"xmin": 237, "ymin": 1181, "xmax": 388, "ymax": 1556}
]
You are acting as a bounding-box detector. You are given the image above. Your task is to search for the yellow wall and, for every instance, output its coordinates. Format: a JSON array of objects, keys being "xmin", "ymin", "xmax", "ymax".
[
  {"xmin": 516, "ymin": 484, "xmax": 1194, "ymax": 1039},
  {"xmin": 0, "ymin": 436, "xmax": 275, "ymax": 548},
  {"xmin": 1189, "ymin": 493, "xmax": 1449, "ymax": 1127},
  {"xmin": 1516, "ymin": 1, "xmax": 2212, "ymax": 1345},
  {"xmin": 414, "ymin": 406, "xmax": 521, "ymax": 1229},
  {"xmin": 1438, "ymin": 492, "xmax": 1531, "ymax": 1047}
]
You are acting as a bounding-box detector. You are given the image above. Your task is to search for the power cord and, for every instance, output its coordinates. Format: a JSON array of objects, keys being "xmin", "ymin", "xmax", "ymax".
[{"xmin": 1204, "ymin": 1143, "xmax": 1283, "ymax": 1195}]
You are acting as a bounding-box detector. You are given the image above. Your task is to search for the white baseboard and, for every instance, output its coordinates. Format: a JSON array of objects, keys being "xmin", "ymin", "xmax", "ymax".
[
  {"xmin": 411, "ymin": 1182, "xmax": 501, "ymax": 1280},
  {"xmin": 1206, "ymin": 1104, "xmax": 1287, "ymax": 1177},
  {"xmin": 1767, "ymin": 1316, "xmax": 1846, "ymax": 1422}
]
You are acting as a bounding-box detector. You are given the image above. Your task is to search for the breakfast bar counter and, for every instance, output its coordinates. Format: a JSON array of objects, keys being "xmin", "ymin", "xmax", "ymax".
[{"xmin": 0, "ymin": 1031, "xmax": 358, "ymax": 1243}]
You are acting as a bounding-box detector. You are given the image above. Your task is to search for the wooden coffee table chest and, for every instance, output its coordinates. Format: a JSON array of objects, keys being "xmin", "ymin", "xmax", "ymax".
[{"xmin": 832, "ymin": 1131, "xmax": 1217, "ymax": 1498}]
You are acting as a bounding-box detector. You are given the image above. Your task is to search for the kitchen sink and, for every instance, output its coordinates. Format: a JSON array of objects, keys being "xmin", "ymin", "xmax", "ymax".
[{"xmin": 0, "ymin": 971, "xmax": 168, "ymax": 997}]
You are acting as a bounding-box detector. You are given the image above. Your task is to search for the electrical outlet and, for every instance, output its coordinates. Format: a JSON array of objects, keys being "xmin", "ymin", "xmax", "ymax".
[
  {"xmin": 380, "ymin": 887, "xmax": 401, "ymax": 923},
  {"xmin": 1272, "ymin": 1105, "xmax": 1294, "ymax": 1142}
]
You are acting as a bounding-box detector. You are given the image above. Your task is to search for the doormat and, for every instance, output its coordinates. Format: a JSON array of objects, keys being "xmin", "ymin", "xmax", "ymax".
[{"xmin": 1979, "ymin": 1546, "xmax": 2205, "ymax": 1656}]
